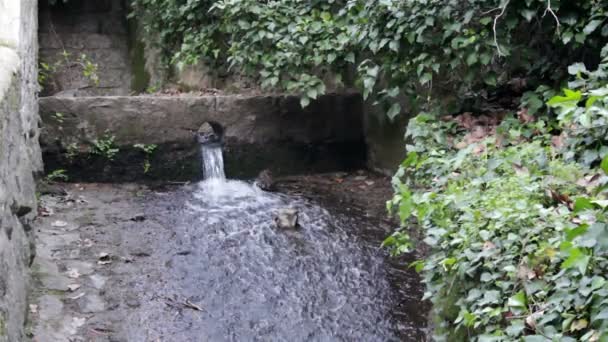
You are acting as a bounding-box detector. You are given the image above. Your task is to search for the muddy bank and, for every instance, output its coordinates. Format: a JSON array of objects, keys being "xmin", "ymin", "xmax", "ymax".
[{"xmin": 29, "ymin": 175, "xmax": 428, "ymax": 341}]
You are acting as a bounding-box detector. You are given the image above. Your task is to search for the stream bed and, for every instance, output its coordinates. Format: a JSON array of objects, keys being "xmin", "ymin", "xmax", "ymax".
[{"xmin": 30, "ymin": 175, "xmax": 428, "ymax": 341}]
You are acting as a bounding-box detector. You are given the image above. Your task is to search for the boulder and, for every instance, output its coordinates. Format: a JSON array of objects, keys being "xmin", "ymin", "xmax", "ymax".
[
  {"xmin": 255, "ymin": 169, "xmax": 275, "ymax": 191},
  {"xmin": 274, "ymin": 208, "xmax": 299, "ymax": 229}
]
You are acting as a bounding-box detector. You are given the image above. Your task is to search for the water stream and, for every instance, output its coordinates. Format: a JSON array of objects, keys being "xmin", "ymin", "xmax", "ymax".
[
  {"xmin": 126, "ymin": 143, "xmax": 426, "ymax": 340},
  {"xmin": 201, "ymin": 144, "xmax": 226, "ymax": 180}
]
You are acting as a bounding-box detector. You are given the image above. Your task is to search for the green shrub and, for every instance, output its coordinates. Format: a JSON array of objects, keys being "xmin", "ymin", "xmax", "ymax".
[{"xmin": 387, "ymin": 57, "xmax": 608, "ymax": 339}]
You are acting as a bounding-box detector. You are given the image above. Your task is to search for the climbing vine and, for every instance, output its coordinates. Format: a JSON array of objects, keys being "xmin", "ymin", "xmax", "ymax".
[{"xmin": 133, "ymin": 0, "xmax": 607, "ymax": 112}]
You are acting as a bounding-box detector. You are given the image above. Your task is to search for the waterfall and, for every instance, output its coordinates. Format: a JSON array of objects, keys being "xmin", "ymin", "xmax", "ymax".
[{"xmin": 200, "ymin": 144, "xmax": 226, "ymax": 180}]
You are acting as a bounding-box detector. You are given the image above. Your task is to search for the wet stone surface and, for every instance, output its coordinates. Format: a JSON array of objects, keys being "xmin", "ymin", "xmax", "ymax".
[{"xmin": 29, "ymin": 173, "xmax": 428, "ymax": 341}]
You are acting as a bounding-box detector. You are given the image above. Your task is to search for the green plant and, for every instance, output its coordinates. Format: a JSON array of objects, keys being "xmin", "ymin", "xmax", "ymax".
[
  {"xmin": 134, "ymin": 143, "xmax": 157, "ymax": 174},
  {"xmin": 132, "ymin": 0, "xmax": 607, "ymax": 117},
  {"xmin": 45, "ymin": 169, "xmax": 69, "ymax": 182},
  {"xmin": 548, "ymin": 45, "xmax": 608, "ymax": 168},
  {"xmin": 52, "ymin": 112, "xmax": 65, "ymax": 124},
  {"xmin": 65, "ymin": 142, "xmax": 80, "ymax": 161},
  {"xmin": 38, "ymin": 50, "xmax": 99, "ymax": 92},
  {"xmin": 386, "ymin": 55, "xmax": 608, "ymax": 339},
  {"xmin": 92, "ymin": 134, "xmax": 119, "ymax": 161}
]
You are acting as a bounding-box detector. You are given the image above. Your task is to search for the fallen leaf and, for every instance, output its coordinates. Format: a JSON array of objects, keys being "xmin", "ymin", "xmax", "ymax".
[
  {"xmin": 69, "ymin": 292, "xmax": 85, "ymax": 300},
  {"xmin": 67, "ymin": 284, "xmax": 81, "ymax": 292},
  {"xmin": 518, "ymin": 108, "xmax": 535, "ymax": 124},
  {"xmin": 72, "ymin": 317, "xmax": 86, "ymax": 328},
  {"xmin": 483, "ymin": 241, "xmax": 496, "ymax": 250},
  {"xmin": 51, "ymin": 220, "xmax": 68, "ymax": 227},
  {"xmin": 513, "ymin": 163, "xmax": 529, "ymax": 176},
  {"xmin": 525, "ymin": 310, "xmax": 544, "ymax": 330},
  {"xmin": 67, "ymin": 268, "xmax": 81, "ymax": 279}
]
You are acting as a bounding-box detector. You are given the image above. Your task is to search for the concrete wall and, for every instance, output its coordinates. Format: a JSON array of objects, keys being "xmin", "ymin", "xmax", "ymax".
[
  {"xmin": 39, "ymin": 0, "xmax": 131, "ymax": 96},
  {"xmin": 0, "ymin": 0, "xmax": 42, "ymax": 340},
  {"xmin": 39, "ymin": 93, "xmax": 365, "ymax": 181}
]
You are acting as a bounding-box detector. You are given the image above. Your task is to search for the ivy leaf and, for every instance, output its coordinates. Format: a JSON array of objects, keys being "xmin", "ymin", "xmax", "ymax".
[
  {"xmin": 547, "ymin": 89, "xmax": 582, "ymax": 108},
  {"xmin": 507, "ymin": 291, "xmax": 527, "ymax": 308},
  {"xmin": 520, "ymin": 9, "xmax": 535, "ymax": 22},
  {"xmin": 573, "ymin": 197, "xmax": 594, "ymax": 213},
  {"xmin": 583, "ymin": 20, "xmax": 604, "ymax": 35},
  {"xmin": 466, "ymin": 53, "xmax": 478, "ymax": 66},
  {"xmin": 601, "ymin": 155, "xmax": 608, "ymax": 174},
  {"xmin": 561, "ymin": 247, "xmax": 590, "ymax": 275},
  {"xmin": 387, "ymin": 103, "xmax": 401, "ymax": 121},
  {"xmin": 568, "ymin": 63, "xmax": 587, "ymax": 76}
]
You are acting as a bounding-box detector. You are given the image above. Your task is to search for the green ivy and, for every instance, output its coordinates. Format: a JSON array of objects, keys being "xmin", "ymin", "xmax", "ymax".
[
  {"xmin": 388, "ymin": 56, "xmax": 608, "ymax": 340},
  {"xmin": 132, "ymin": 0, "xmax": 608, "ymax": 116}
]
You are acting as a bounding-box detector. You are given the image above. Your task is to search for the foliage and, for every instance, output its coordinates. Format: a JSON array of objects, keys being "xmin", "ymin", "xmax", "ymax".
[
  {"xmin": 548, "ymin": 46, "xmax": 608, "ymax": 168},
  {"xmin": 45, "ymin": 169, "xmax": 69, "ymax": 183},
  {"xmin": 132, "ymin": 0, "xmax": 608, "ymax": 114},
  {"xmin": 134, "ymin": 143, "xmax": 157, "ymax": 174},
  {"xmin": 39, "ymin": 50, "xmax": 99, "ymax": 92},
  {"xmin": 91, "ymin": 133, "xmax": 119, "ymax": 161},
  {"xmin": 387, "ymin": 58, "xmax": 608, "ymax": 340}
]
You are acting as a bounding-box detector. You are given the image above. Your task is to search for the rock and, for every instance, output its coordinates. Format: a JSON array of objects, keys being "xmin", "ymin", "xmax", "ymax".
[
  {"xmin": 274, "ymin": 208, "xmax": 299, "ymax": 229},
  {"xmin": 130, "ymin": 213, "xmax": 146, "ymax": 222},
  {"xmin": 38, "ymin": 182, "xmax": 68, "ymax": 196},
  {"xmin": 255, "ymin": 169, "xmax": 275, "ymax": 191}
]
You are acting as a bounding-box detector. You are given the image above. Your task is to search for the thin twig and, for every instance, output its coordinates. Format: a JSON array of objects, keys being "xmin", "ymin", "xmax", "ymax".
[
  {"xmin": 481, "ymin": 7, "xmax": 502, "ymax": 16},
  {"xmin": 493, "ymin": 0, "xmax": 510, "ymax": 56},
  {"xmin": 542, "ymin": 0, "xmax": 560, "ymax": 31}
]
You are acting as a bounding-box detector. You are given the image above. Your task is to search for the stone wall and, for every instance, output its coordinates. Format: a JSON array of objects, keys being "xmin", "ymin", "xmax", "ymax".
[
  {"xmin": 0, "ymin": 0, "xmax": 42, "ymax": 340},
  {"xmin": 39, "ymin": 93, "xmax": 365, "ymax": 181},
  {"xmin": 39, "ymin": 0, "xmax": 131, "ymax": 96}
]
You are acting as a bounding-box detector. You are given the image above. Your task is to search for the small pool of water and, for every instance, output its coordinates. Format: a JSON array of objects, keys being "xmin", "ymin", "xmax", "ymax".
[{"xmin": 126, "ymin": 179, "xmax": 427, "ymax": 341}]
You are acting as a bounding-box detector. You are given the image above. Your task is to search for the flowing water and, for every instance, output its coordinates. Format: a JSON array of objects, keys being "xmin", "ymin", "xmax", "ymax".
[
  {"xmin": 125, "ymin": 144, "xmax": 427, "ymax": 340},
  {"xmin": 201, "ymin": 144, "xmax": 226, "ymax": 180}
]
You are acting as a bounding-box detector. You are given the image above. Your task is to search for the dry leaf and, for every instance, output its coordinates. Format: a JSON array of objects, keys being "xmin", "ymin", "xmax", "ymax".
[
  {"xmin": 72, "ymin": 317, "xmax": 86, "ymax": 327},
  {"xmin": 483, "ymin": 241, "xmax": 496, "ymax": 250},
  {"xmin": 69, "ymin": 292, "xmax": 85, "ymax": 300},
  {"xmin": 51, "ymin": 220, "xmax": 68, "ymax": 227},
  {"xmin": 67, "ymin": 268, "xmax": 81, "ymax": 279},
  {"xmin": 518, "ymin": 108, "xmax": 535, "ymax": 124},
  {"xmin": 67, "ymin": 284, "xmax": 81, "ymax": 292},
  {"xmin": 513, "ymin": 163, "xmax": 529, "ymax": 176}
]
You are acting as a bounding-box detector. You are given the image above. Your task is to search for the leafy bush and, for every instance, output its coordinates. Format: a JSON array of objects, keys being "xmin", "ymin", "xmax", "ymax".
[
  {"xmin": 549, "ymin": 45, "xmax": 608, "ymax": 167},
  {"xmin": 132, "ymin": 0, "xmax": 607, "ymax": 114},
  {"xmin": 387, "ymin": 58, "xmax": 608, "ymax": 339}
]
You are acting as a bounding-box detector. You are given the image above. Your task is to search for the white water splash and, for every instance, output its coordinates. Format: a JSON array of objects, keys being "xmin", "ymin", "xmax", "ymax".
[{"xmin": 201, "ymin": 145, "xmax": 225, "ymax": 180}]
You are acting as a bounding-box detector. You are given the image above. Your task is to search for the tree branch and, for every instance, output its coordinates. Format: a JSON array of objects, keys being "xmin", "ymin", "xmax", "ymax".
[
  {"xmin": 493, "ymin": 0, "xmax": 510, "ymax": 56},
  {"xmin": 542, "ymin": 0, "xmax": 560, "ymax": 31}
]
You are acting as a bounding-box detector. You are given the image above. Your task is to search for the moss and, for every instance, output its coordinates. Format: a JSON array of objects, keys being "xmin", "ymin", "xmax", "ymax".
[
  {"xmin": 0, "ymin": 314, "xmax": 5, "ymax": 337},
  {"xmin": 127, "ymin": 17, "xmax": 151, "ymax": 93}
]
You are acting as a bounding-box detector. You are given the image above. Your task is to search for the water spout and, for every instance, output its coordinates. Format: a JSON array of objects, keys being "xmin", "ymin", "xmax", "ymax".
[
  {"xmin": 200, "ymin": 144, "xmax": 226, "ymax": 180},
  {"xmin": 197, "ymin": 122, "xmax": 226, "ymax": 180}
]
